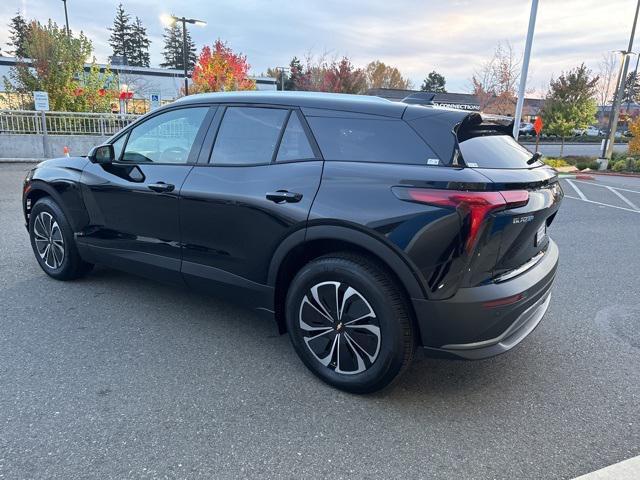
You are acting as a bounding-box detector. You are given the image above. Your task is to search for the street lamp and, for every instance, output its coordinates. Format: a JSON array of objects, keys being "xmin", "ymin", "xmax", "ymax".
[
  {"xmin": 275, "ymin": 66, "xmax": 290, "ymax": 91},
  {"xmin": 61, "ymin": 0, "xmax": 70, "ymax": 36},
  {"xmin": 160, "ymin": 14, "xmax": 206, "ymax": 96}
]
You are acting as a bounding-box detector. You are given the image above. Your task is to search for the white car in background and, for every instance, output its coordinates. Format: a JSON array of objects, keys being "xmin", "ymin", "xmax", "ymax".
[
  {"xmin": 584, "ymin": 126, "xmax": 603, "ymax": 137},
  {"xmin": 519, "ymin": 122, "xmax": 535, "ymax": 135}
]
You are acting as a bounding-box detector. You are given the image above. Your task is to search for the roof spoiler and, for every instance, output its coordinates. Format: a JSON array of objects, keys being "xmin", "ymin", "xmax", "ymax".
[
  {"xmin": 456, "ymin": 112, "xmax": 516, "ymax": 140},
  {"xmin": 401, "ymin": 92, "xmax": 436, "ymax": 105}
]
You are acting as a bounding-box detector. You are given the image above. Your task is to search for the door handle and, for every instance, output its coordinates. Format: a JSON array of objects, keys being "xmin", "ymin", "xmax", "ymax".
[
  {"xmin": 148, "ymin": 182, "xmax": 175, "ymax": 193},
  {"xmin": 266, "ymin": 190, "xmax": 303, "ymax": 203}
]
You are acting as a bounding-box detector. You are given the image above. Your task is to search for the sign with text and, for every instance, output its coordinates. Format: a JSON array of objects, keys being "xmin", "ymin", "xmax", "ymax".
[{"xmin": 33, "ymin": 91, "xmax": 50, "ymax": 111}]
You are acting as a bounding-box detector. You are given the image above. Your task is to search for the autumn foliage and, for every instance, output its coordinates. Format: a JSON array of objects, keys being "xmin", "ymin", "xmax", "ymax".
[
  {"xmin": 190, "ymin": 40, "xmax": 255, "ymax": 93},
  {"xmin": 628, "ymin": 116, "xmax": 640, "ymax": 155}
]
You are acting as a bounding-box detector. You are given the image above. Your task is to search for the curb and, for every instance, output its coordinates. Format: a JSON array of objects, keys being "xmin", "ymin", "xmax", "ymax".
[
  {"xmin": 557, "ymin": 173, "xmax": 595, "ymax": 180},
  {"xmin": 582, "ymin": 170, "xmax": 640, "ymax": 178},
  {"xmin": 0, "ymin": 158, "xmax": 43, "ymax": 163}
]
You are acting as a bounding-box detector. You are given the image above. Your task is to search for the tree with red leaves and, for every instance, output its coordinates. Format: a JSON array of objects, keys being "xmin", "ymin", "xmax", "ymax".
[
  {"xmin": 190, "ymin": 40, "xmax": 255, "ymax": 93},
  {"xmin": 321, "ymin": 57, "xmax": 367, "ymax": 94}
]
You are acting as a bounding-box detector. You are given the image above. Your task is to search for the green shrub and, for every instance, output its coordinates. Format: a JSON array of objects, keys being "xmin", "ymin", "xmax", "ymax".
[
  {"xmin": 562, "ymin": 155, "xmax": 594, "ymax": 166},
  {"xmin": 613, "ymin": 160, "xmax": 628, "ymax": 172},
  {"xmin": 544, "ymin": 158, "xmax": 569, "ymax": 168},
  {"xmin": 587, "ymin": 161, "xmax": 600, "ymax": 170},
  {"xmin": 576, "ymin": 163, "xmax": 588, "ymax": 170},
  {"xmin": 610, "ymin": 151, "xmax": 640, "ymax": 163}
]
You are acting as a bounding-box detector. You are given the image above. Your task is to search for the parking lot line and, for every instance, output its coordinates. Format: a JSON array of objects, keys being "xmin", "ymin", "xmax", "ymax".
[
  {"xmin": 605, "ymin": 186, "xmax": 639, "ymax": 210},
  {"xmin": 572, "ymin": 179, "xmax": 640, "ymax": 195},
  {"xmin": 572, "ymin": 454, "xmax": 640, "ymax": 479},
  {"xmin": 565, "ymin": 179, "xmax": 588, "ymax": 200},
  {"xmin": 564, "ymin": 195, "xmax": 640, "ymax": 213}
]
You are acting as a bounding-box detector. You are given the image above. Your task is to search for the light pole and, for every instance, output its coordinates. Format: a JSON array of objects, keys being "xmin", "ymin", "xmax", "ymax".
[
  {"xmin": 513, "ymin": 0, "xmax": 539, "ymax": 140},
  {"xmin": 61, "ymin": 0, "xmax": 70, "ymax": 36},
  {"xmin": 276, "ymin": 66, "xmax": 290, "ymax": 91},
  {"xmin": 161, "ymin": 14, "xmax": 206, "ymax": 96},
  {"xmin": 602, "ymin": 0, "xmax": 640, "ymax": 163}
]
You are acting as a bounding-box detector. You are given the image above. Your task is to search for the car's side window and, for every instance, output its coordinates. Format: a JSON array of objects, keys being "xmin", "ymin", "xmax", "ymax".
[
  {"xmin": 210, "ymin": 107, "xmax": 288, "ymax": 165},
  {"xmin": 275, "ymin": 111, "xmax": 316, "ymax": 162},
  {"xmin": 306, "ymin": 115, "xmax": 437, "ymax": 165},
  {"xmin": 122, "ymin": 107, "xmax": 208, "ymax": 164}
]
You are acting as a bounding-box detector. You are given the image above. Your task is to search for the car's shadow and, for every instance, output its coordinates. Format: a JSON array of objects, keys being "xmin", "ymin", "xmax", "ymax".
[{"xmin": 16, "ymin": 263, "xmax": 551, "ymax": 407}]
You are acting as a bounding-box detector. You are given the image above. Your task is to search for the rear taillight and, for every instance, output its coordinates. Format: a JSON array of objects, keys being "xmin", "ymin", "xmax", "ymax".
[{"xmin": 393, "ymin": 187, "xmax": 529, "ymax": 252}]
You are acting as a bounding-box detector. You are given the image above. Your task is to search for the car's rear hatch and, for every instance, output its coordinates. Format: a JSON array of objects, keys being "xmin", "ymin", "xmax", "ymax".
[
  {"xmin": 405, "ymin": 108, "xmax": 563, "ymax": 288},
  {"xmin": 455, "ymin": 114, "xmax": 563, "ymax": 285}
]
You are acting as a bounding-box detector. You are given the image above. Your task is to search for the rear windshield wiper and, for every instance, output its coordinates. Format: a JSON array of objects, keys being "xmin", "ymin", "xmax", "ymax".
[{"xmin": 527, "ymin": 151, "xmax": 542, "ymax": 165}]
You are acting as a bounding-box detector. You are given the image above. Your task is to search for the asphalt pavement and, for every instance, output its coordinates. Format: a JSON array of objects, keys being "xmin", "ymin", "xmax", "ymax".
[{"xmin": 1, "ymin": 163, "xmax": 639, "ymax": 479}]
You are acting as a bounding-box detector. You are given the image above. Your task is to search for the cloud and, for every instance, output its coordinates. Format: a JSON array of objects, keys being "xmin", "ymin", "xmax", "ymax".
[{"xmin": 0, "ymin": 0, "xmax": 633, "ymax": 95}]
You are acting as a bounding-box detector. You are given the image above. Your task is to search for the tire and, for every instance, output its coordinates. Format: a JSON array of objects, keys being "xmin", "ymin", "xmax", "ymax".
[
  {"xmin": 29, "ymin": 197, "xmax": 93, "ymax": 280},
  {"xmin": 285, "ymin": 253, "xmax": 415, "ymax": 393}
]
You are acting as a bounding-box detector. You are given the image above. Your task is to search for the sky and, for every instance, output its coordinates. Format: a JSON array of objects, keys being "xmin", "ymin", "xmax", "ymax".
[{"xmin": 0, "ymin": 0, "xmax": 636, "ymax": 96}]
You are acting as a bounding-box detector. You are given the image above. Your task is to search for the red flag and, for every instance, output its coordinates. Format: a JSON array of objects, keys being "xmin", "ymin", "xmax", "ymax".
[{"xmin": 533, "ymin": 116, "xmax": 543, "ymax": 135}]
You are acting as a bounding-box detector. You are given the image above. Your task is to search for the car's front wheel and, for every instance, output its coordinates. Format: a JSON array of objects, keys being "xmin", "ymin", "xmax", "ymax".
[
  {"xmin": 285, "ymin": 253, "xmax": 415, "ymax": 393},
  {"xmin": 29, "ymin": 197, "xmax": 93, "ymax": 280}
]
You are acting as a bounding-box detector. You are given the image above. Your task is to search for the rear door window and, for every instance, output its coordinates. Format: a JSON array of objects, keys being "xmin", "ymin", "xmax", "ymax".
[
  {"xmin": 211, "ymin": 107, "xmax": 288, "ymax": 165},
  {"xmin": 306, "ymin": 115, "xmax": 437, "ymax": 164},
  {"xmin": 458, "ymin": 134, "xmax": 540, "ymax": 169},
  {"xmin": 276, "ymin": 112, "xmax": 316, "ymax": 162}
]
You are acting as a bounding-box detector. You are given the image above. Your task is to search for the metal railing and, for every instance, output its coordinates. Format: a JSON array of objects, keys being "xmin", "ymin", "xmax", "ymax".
[{"xmin": 0, "ymin": 110, "xmax": 140, "ymax": 136}]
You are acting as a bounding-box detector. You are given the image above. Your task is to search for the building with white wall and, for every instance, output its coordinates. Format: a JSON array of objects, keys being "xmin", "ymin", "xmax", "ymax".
[{"xmin": 0, "ymin": 56, "xmax": 278, "ymax": 109}]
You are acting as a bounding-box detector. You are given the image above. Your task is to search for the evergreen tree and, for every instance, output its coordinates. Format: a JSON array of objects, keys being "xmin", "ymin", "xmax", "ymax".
[
  {"xmin": 129, "ymin": 17, "xmax": 150, "ymax": 67},
  {"xmin": 7, "ymin": 12, "xmax": 31, "ymax": 58},
  {"xmin": 286, "ymin": 57, "xmax": 303, "ymax": 90},
  {"xmin": 108, "ymin": 3, "xmax": 133, "ymax": 63},
  {"xmin": 160, "ymin": 23, "xmax": 196, "ymax": 70},
  {"xmin": 160, "ymin": 24, "xmax": 181, "ymax": 69},
  {"xmin": 623, "ymin": 72, "xmax": 640, "ymax": 104},
  {"xmin": 421, "ymin": 71, "xmax": 447, "ymax": 92}
]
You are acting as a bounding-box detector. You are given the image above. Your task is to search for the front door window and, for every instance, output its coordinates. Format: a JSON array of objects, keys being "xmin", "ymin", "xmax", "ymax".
[{"xmin": 123, "ymin": 107, "xmax": 209, "ymax": 164}]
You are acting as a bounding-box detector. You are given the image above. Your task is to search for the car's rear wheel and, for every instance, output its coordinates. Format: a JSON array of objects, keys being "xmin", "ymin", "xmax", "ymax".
[
  {"xmin": 29, "ymin": 197, "xmax": 93, "ymax": 280},
  {"xmin": 285, "ymin": 253, "xmax": 415, "ymax": 393}
]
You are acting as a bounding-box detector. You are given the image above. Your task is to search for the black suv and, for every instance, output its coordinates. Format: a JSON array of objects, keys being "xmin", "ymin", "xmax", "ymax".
[{"xmin": 23, "ymin": 92, "xmax": 562, "ymax": 393}]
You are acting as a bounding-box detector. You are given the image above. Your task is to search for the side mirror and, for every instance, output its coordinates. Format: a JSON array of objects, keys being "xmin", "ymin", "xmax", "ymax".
[{"xmin": 89, "ymin": 144, "xmax": 115, "ymax": 164}]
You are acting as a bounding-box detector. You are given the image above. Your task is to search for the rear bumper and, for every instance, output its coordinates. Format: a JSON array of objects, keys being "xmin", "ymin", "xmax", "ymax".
[{"xmin": 411, "ymin": 239, "xmax": 558, "ymax": 360}]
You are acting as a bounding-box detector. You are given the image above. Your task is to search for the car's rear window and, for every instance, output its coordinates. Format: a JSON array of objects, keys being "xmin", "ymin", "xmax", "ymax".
[
  {"xmin": 458, "ymin": 134, "xmax": 540, "ymax": 169},
  {"xmin": 306, "ymin": 116, "xmax": 438, "ymax": 165}
]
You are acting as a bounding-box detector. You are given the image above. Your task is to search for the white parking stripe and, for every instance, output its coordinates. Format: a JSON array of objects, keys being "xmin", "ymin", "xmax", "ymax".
[
  {"xmin": 564, "ymin": 195, "xmax": 640, "ymax": 213},
  {"xmin": 572, "ymin": 454, "xmax": 640, "ymax": 479},
  {"xmin": 572, "ymin": 179, "xmax": 640, "ymax": 195},
  {"xmin": 606, "ymin": 186, "xmax": 639, "ymax": 210},
  {"xmin": 565, "ymin": 179, "xmax": 588, "ymax": 200}
]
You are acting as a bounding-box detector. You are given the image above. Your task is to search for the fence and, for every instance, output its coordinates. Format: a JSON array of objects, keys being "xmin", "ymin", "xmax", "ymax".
[
  {"xmin": 0, "ymin": 110, "xmax": 142, "ymax": 159},
  {"xmin": 0, "ymin": 110, "xmax": 140, "ymax": 136}
]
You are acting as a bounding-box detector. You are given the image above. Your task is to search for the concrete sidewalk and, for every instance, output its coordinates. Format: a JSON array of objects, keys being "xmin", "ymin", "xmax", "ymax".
[{"xmin": 573, "ymin": 455, "xmax": 640, "ymax": 479}]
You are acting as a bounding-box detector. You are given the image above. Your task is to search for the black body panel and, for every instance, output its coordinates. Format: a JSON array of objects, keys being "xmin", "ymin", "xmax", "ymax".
[
  {"xmin": 308, "ymin": 161, "xmax": 496, "ymax": 299},
  {"xmin": 23, "ymin": 157, "xmax": 90, "ymax": 232},
  {"xmin": 179, "ymin": 161, "xmax": 323, "ymax": 309},
  {"xmin": 78, "ymin": 162, "xmax": 192, "ymax": 283}
]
